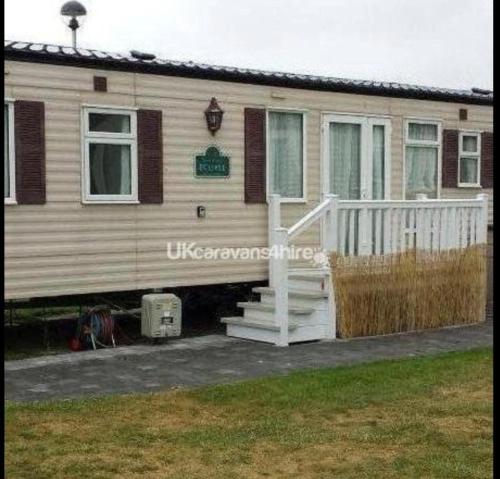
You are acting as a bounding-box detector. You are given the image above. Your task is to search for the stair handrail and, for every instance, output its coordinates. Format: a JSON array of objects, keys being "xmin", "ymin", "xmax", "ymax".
[{"xmin": 288, "ymin": 197, "xmax": 332, "ymax": 240}]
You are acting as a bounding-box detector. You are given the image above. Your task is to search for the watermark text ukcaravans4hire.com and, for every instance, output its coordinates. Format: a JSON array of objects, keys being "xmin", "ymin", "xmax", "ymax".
[{"xmin": 165, "ymin": 242, "xmax": 330, "ymax": 268}]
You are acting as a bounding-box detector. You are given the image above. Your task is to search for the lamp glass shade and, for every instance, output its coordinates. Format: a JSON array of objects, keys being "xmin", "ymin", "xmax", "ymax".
[
  {"xmin": 204, "ymin": 97, "xmax": 224, "ymax": 134},
  {"xmin": 60, "ymin": 1, "xmax": 87, "ymax": 17}
]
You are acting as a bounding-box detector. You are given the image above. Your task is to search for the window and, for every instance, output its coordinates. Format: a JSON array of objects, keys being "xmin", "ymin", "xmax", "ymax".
[
  {"xmin": 268, "ymin": 110, "xmax": 305, "ymax": 201},
  {"xmin": 404, "ymin": 120, "xmax": 441, "ymax": 199},
  {"xmin": 83, "ymin": 107, "xmax": 137, "ymax": 202},
  {"xmin": 458, "ymin": 131, "xmax": 481, "ymax": 187},
  {"xmin": 4, "ymin": 101, "xmax": 16, "ymax": 204}
]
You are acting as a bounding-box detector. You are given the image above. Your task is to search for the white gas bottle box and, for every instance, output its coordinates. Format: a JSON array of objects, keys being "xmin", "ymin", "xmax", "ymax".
[{"xmin": 141, "ymin": 294, "xmax": 182, "ymax": 338}]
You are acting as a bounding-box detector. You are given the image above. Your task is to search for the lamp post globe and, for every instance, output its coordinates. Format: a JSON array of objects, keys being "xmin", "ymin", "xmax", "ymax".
[{"xmin": 60, "ymin": 1, "xmax": 87, "ymax": 48}]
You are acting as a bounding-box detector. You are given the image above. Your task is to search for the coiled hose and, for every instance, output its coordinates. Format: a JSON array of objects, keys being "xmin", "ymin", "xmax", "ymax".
[{"xmin": 74, "ymin": 309, "xmax": 116, "ymax": 350}]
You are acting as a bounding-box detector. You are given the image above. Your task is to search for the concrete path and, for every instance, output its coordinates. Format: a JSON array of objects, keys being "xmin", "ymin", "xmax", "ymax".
[{"xmin": 5, "ymin": 318, "xmax": 492, "ymax": 402}]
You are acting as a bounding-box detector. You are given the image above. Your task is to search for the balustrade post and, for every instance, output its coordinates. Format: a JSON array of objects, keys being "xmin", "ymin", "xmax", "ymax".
[
  {"xmin": 274, "ymin": 227, "xmax": 289, "ymax": 347},
  {"xmin": 415, "ymin": 193, "xmax": 427, "ymax": 250},
  {"xmin": 358, "ymin": 205, "xmax": 370, "ymax": 255},
  {"xmin": 321, "ymin": 194, "xmax": 339, "ymax": 253},
  {"xmin": 476, "ymin": 193, "xmax": 489, "ymax": 244},
  {"xmin": 268, "ymin": 194, "xmax": 281, "ymax": 288}
]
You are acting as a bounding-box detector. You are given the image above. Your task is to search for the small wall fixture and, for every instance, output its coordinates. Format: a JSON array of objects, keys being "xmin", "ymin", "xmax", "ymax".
[
  {"xmin": 197, "ymin": 205, "xmax": 206, "ymax": 218},
  {"xmin": 93, "ymin": 76, "xmax": 107, "ymax": 92},
  {"xmin": 205, "ymin": 97, "xmax": 224, "ymax": 135}
]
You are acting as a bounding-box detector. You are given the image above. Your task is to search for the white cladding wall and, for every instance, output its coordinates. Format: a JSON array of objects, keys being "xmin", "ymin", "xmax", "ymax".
[{"xmin": 4, "ymin": 60, "xmax": 493, "ymax": 299}]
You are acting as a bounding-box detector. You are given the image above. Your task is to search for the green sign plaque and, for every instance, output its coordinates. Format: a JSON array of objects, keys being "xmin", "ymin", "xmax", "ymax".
[{"xmin": 195, "ymin": 146, "xmax": 230, "ymax": 178}]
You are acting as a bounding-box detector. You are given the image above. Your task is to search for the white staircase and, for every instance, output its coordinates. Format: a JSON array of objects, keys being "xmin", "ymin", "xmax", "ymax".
[
  {"xmin": 220, "ymin": 192, "xmax": 490, "ymax": 346},
  {"xmin": 221, "ymin": 268, "xmax": 335, "ymax": 344},
  {"xmin": 221, "ymin": 194, "xmax": 340, "ymax": 347}
]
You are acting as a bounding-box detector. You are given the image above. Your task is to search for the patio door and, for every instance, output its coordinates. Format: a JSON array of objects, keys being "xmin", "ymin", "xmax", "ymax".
[{"xmin": 322, "ymin": 114, "xmax": 391, "ymax": 200}]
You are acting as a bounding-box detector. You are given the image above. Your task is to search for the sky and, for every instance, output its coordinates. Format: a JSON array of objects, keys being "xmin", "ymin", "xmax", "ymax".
[{"xmin": 5, "ymin": 0, "xmax": 493, "ymax": 91}]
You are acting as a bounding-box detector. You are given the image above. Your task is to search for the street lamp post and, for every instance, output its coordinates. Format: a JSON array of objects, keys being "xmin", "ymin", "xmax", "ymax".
[{"xmin": 60, "ymin": 1, "xmax": 87, "ymax": 48}]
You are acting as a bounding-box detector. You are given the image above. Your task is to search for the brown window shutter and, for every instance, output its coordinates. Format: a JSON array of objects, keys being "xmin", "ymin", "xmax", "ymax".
[
  {"xmin": 137, "ymin": 109, "xmax": 163, "ymax": 204},
  {"xmin": 441, "ymin": 129, "xmax": 459, "ymax": 188},
  {"xmin": 14, "ymin": 100, "xmax": 46, "ymax": 204},
  {"xmin": 480, "ymin": 131, "xmax": 493, "ymax": 188},
  {"xmin": 244, "ymin": 108, "xmax": 266, "ymax": 203}
]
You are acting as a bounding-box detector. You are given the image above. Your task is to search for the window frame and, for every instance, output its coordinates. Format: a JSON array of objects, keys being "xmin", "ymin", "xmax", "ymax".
[
  {"xmin": 369, "ymin": 117, "xmax": 392, "ymax": 201},
  {"xmin": 266, "ymin": 108, "xmax": 308, "ymax": 203},
  {"xmin": 4, "ymin": 99, "xmax": 16, "ymax": 205},
  {"xmin": 81, "ymin": 106, "xmax": 138, "ymax": 204},
  {"xmin": 403, "ymin": 118, "xmax": 442, "ymax": 199},
  {"xmin": 458, "ymin": 130, "xmax": 481, "ymax": 188}
]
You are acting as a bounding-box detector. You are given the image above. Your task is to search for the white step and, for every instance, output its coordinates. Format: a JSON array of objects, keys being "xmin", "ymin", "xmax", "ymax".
[
  {"xmin": 288, "ymin": 267, "xmax": 326, "ymax": 275},
  {"xmin": 237, "ymin": 302, "xmax": 313, "ymax": 315},
  {"xmin": 237, "ymin": 301, "xmax": 313, "ymax": 322},
  {"xmin": 253, "ymin": 287, "xmax": 328, "ymax": 300},
  {"xmin": 288, "ymin": 271, "xmax": 330, "ymax": 291},
  {"xmin": 221, "ymin": 316, "xmax": 298, "ymax": 331},
  {"xmin": 253, "ymin": 286, "xmax": 328, "ymax": 308},
  {"xmin": 222, "ymin": 316, "xmax": 329, "ymax": 344}
]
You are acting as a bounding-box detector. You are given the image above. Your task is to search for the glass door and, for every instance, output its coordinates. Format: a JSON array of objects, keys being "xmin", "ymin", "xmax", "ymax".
[
  {"xmin": 322, "ymin": 114, "xmax": 391, "ymax": 254},
  {"xmin": 322, "ymin": 114, "xmax": 391, "ymax": 200}
]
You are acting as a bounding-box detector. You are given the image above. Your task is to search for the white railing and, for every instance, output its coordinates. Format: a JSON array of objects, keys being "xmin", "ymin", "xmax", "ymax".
[
  {"xmin": 337, "ymin": 193, "xmax": 489, "ymax": 256},
  {"xmin": 268, "ymin": 192, "xmax": 488, "ymax": 347}
]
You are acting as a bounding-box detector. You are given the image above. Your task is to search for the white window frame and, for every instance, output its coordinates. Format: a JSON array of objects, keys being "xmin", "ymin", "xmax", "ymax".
[
  {"xmin": 266, "ymin": 108, "xmax": 307, "ymax": 203},
  {"xmin": 82, "ymin": 106, "xmax": 138, "ymax": 204},
  {"xmin": 321, "ymin": 112, "xmax": 392, "ymax": 200},
  {"xmin": 4, "ymin": 99, "xmax": 16, "ymax": 205},
  {"xmin": 403, "ymin": 118, "xmax": 442, "ymax": 199},
  {"xmin": 458, "ymin": 130, "xmax": 481, "ymax": 188}
]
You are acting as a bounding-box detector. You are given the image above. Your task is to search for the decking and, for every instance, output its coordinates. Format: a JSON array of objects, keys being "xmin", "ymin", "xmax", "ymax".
[{"xmin": 222, "ymin": 194, "xmax": 489, "ymax": 345}]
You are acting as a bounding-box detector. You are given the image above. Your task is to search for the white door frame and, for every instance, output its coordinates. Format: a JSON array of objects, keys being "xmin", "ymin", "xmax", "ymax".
[{"xmin": 321, "ymin": 113, "xmax": 392, "ymax": 200}]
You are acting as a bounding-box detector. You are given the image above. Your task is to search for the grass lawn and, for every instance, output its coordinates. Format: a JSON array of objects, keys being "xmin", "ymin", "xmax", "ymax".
[{"xmin": 5, "ymin": 348, "xmax": 492, "ymax": 479}]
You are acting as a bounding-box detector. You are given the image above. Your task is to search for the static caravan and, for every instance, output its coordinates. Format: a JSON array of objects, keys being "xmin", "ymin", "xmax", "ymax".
[{"xmin": 4, "ymin": 41, "xmax": 493, "ymax": 343}]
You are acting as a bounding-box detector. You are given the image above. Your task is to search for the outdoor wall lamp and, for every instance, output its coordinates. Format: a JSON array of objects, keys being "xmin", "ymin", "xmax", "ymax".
[{"xmin": 204, "ymin": 97, "xmax": 224, "ymax": 135}]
